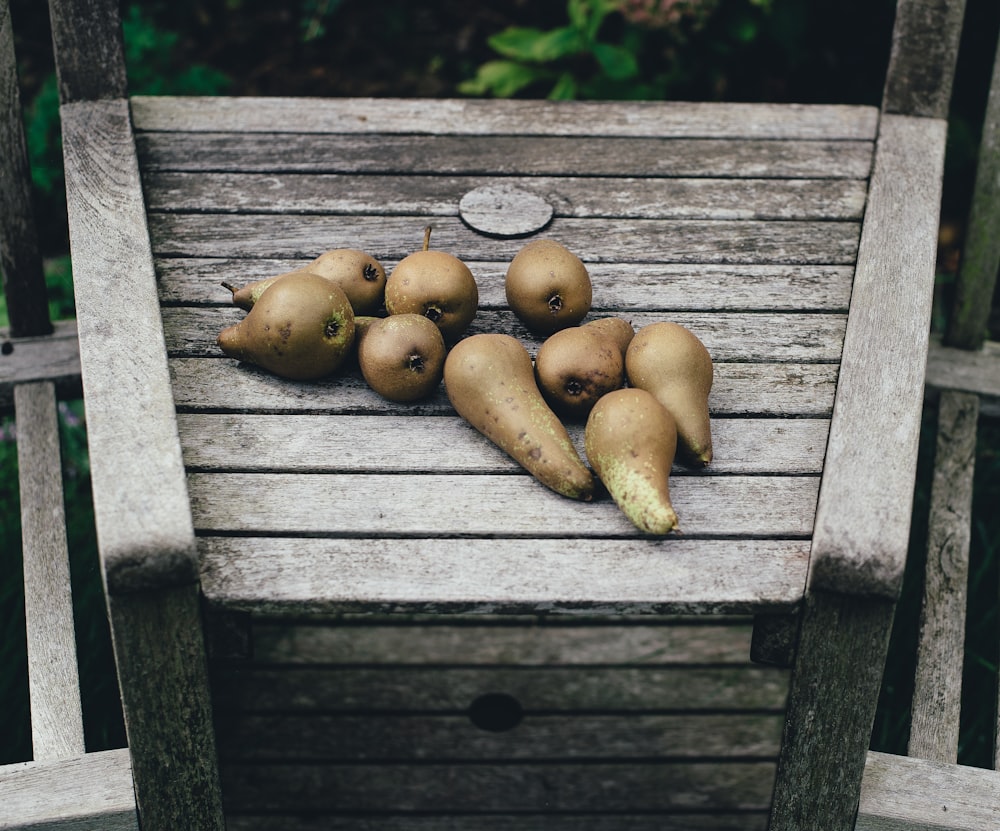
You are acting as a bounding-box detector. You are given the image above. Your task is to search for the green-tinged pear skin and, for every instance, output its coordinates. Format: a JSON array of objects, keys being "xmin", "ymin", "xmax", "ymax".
[
  {"xmin": 625, "ymin": 321, "xmax": 714, "ymax": 466},
  {"xmin": 444, "ymin": 333, "xmax": 594, "ymax": 501},
  {"xmin": 307, "ymin": 248, "xmax": 387, "ymax": 315},
  {"xmin": 216, "ymin": 271, "xmax": 355, "ymax": 381},
  {"xmin": 358, "ymin": 313, "xmax": 446, "ymax": 403},
  {"xmin": 534, "ymin": 317, "xmax": 634, "ymax": 419},
  {"xmin": 585, "ymin": 388, "xmax": 680, "ymax": 535},
  {"xmin": 505, "ymin": 239, "xmax": 592, "ymax": 335},
  {"xmin": 385, "ymin": 227, "xmax": 478, "ymax": 342}
]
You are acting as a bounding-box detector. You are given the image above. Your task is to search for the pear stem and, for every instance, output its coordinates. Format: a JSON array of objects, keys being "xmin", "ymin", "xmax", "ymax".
[
  {"xmin": 221, "ymin": 281, "xmax": 238, "ymax": 296},
  {"xmin": 422, "ymin": 225, "xmax": 432, "ymax": 252}
]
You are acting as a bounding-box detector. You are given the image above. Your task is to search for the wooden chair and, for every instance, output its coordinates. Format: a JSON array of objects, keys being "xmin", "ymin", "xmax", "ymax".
[
  {"xmin": 6, "ymin": 0, "xmax": 983, "ymax": 828},
  {"xmin": 856, "ymin": 17, "xmax": 1000, "ymax": 829},
  {"xmin": 0, "ymin": 0, "xmax": 136, "ymax": 826}
]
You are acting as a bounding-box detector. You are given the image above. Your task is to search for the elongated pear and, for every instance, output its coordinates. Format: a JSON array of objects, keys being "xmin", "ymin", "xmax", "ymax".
[
  {"xmin": 625, "ymin": 321, "xmax": 714, "ymax": 466},
  {"xmin": 585, "ymin": 388, "xmax": 679, "ymax": 535},
  {"xmin": 444, "ymin": 333, "xmax": 594, "ymax": 501}
]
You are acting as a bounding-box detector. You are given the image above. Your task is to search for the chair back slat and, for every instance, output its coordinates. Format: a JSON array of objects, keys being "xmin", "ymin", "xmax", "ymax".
[{"xmin": 47, "ymin": 0, "xmax": 127, "ymax": 103}]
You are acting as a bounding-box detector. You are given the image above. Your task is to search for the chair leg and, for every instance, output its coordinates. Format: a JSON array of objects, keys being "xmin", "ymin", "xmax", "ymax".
[
  {"xmin": 106, "ymin": 583, "xmax": 225, "ymax": 831},
  {"xmin": 768, "ymin": 589, "xmax": 896, "ymax": 830}
]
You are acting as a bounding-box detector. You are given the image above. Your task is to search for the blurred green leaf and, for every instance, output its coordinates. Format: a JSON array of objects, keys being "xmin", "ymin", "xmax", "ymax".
[
  {"xmin": 457, "ymin": 60, "xmax": 547, "ymax": 98},
  {"xmin": 549, "ymin": 72, "xmax": 579, "ymax": 100},
  {"xmin": 592, "ymin": 42, "xmax": 640, "ymax": 80},
  {"xmin": 488, "ymin": 25, "xmax": 585, "ymax": 62}
]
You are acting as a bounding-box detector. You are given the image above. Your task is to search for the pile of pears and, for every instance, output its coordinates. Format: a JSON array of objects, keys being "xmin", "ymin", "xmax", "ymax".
[{"xmin": 217, "ymin": 230, "xmax": 714, "ymax": 536}]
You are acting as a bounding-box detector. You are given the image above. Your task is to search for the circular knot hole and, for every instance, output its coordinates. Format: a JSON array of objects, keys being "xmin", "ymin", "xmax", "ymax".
[{"xmin": 468, "ymin": 692, "xmax": 523, "ymax": 733}]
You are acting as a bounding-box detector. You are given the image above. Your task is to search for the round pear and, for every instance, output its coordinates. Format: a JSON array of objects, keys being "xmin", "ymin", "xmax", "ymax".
[
  {"xmin": 505, "ymin": 239, "xmax": 592, "ymax": 335},
  {"xmin": 358, "ymin": 313, "xmax": 446, "ymax": 403},
  {"xmin": 534, "ymin": 317, "xmax": 634, "ymax": 418},
  {"xmin": 307, "ymin": 248, "xmax": 387, "ymax": 316},
  {"xmin": 384, "ymin": 227, "xmax": 478, "ymax": 342},
  {"xmin": 216, "ymin": 270, "xmax": 355, "ymax": 381}
]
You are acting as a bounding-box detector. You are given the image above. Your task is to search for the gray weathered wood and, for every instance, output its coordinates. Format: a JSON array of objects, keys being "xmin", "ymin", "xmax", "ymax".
[
  {"xmin": 143, "ymin": 171, "xmax": 869, "ymax": 220},
  {"xmin": 221, "ymin": 817, "xmax": 769, "ymax": 831},
  {"xmin": 106, "ymin": 585, "xmax": 224, "ymax": 831},
  {"xmin": 136, "ymin": 133, "xmax": 875, "ymax": 180},
  {"xmin": 198, "ymin": 536, "xmax": 810, "ymax": 616},
  {"xmin": 130, "ymin": 96, "xmax": 880, "ymax": 140},
  {"xmin": 459, "ymin": 184, "xmax": 553, "ymax": 236},
  {"xmin": 157, "ymin": 258, "xmax": 856, "ymax": 311},
  {"xmin": 47, "ymin": 0, "xmax": 126, "ymax": 103},
  {"xmin": 0, "ymin": 320, "xmax": 81, "ymax": 407},
  {"xmin": 882, "ymin": 0, "xmax": 966, "ymax": 118},
  {"xmin": 188, "ymin": 472, "xmax": 818, "ymax": 539},
  {"xmin": 147, "ymin": 213, "xmax": 862, "ymax": 264},
  {"xmin": 0, "ymin": 0, "xmax": 50, "ymax": 337},
  {"xmin": 769, "ymin": 591, "xmax": 898, "ymax": 830},
  {"xmin": 176, "ymin": 413, "xmax": 829, "ymax": 475},
  {"xmin": 925, "ymin": 336, "xmax": 1000, "ymax": 416},
  {"xmin": 947, "ymin": 27, "xmax": 1000, "ymax": 349},
  {"xmin": 60, "ymin": 99, "xmax": 197, "ymax": 593},
  {"xmin": 857, "ymin": 751, "xmax": 1000, "ymax": 831},
  {"xmin": 168, "ymin": 357, "xmax": 839, "ymax": 417},
  {"xmin": 908, "ymin": 390, "xmax": 978, "ymax": 762},
  {"xmin": 809, "ymin": 114, "xmax": 948, "ymax": 599},
  {"xmin": 0, "ymin": 748, "xmax": 138, "ymax": 830},
  {"xmin": 15, "ymin": 381, "xmax": 85, "ymax": 761}
]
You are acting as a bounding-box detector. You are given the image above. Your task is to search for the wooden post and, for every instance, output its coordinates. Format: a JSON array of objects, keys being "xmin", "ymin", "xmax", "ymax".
[
  {"xmin": 47, "ymin": 0, "xmax": 127, "ymax": 103},
  {"xmin": 0, "ymin": 0, "xmax": 51, "ymax": 338}
]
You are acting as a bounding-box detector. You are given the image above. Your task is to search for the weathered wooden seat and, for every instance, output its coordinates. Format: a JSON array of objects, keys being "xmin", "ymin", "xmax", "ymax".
[{"xmin": 17, "ymin": 0, "xmax": 979, "ymax": 828}]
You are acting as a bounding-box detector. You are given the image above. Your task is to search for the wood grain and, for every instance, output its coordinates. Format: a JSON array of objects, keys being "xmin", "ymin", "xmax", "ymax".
[
  {"xmin": 809, "ymin": 113, "xmax": 947, "ymax": 599},
  {"xmin": 925, "ymin": 336, "xmax": 1000, "ymax": 417},
  {"xmin": 60, "ymin": 99, "xmax": 197, "ymax": 593},
  {"xmin": 130, "ymin": 96, "xmax": 879, "ymax": 140},
  {"xmin": 15, "ymin": 381, "xmax": 84, "ymax": 761},
  {"xmin": 907, "ymin": 390, "xmax": 978, "ymax": 762},
  {"xmin": 197, "ymin": 536, "xmax": 810, "ymax": 616},
  {"xmin": 0, "ymin": 320, "xmax": 81, "ymax": 409}
]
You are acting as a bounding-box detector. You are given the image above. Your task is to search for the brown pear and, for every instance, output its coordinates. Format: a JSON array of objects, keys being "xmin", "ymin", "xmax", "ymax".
[
  {"xmin": 307, "ymin": 248, "xmax": 387, "ymax": 315},
  {"xmin": 585, "ymin": 388, "xmax": 680, "ymax": 535},
  {"xmin": 216, "ymin": 271, "xmax": 355, "ymax": 381},
  {"xmin": 358, "ymin": 313, "xmax": 446, "ymax": 403},
  {"xmin": 223, "ymin": 269, "xmax": 303, "ymax": 311},
  {"xmin": 534, "ymin": 317, "xmax": 634, "ymax": 419},
  {"xmin": 505, "ymin": 239, "xmax": 592, "ymax": 335},
  {"xmin": 443, "ymin": 333, "xmax": 594, "ymax": 501},
  {"xmin": 384, "ymin": 227, "xmax": 479, "ymax": 342},
  {"xmin": 625, "ymin": 321, "xmax": 714, "ymax": 466}
]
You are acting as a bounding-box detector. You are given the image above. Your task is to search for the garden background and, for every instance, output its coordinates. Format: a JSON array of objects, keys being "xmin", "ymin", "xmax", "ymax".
[{"xmin": 2, "ymin": 0, "xmax": 998, "ymax": 769}]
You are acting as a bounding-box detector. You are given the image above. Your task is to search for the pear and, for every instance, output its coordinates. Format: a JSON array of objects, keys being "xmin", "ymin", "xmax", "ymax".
[
  {"xmin": 625, "ymin": 321, "xmax": 714, "ymax": 466},
  {"xmin": 505, "ymin": 239, "xmax": 592, "ymax": 335},
  {"xmin": 444, "ymin": 333, "xmax": 594, "ymax": 501},
  {"xmin": 534, "ymin": 317, "xmax": 634, "ymax": 419},
  {"xmin": 585, "ymin": 388, "xmax": 680, "ymax": 535},
  {"xmin": 385, "ymin": 227, "xmax": 479, "ymax": 342},
  {"xmin": 307, "ymin": 248, "xmax": 386, "ymax": 316},
  {"xmin": 216, "ymin": 270, "xmax": 355, "ymax": 381},
  {"xmin": 222, "ymin": 248, "xmax": 386, "ymax": 315},
  {"xmin": 358, "ymin": 313, "xmax": 446, "ymax": 403}
]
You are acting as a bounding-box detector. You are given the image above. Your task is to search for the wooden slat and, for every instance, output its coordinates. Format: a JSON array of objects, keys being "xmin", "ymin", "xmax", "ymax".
[
  {"xmin": 198, "ymin": 536, "xmax": 809, "ymax": 615},
  {"xmin": 176, "ymin": 414, "xmax": 829, "ymax": 475},
  {"xmin": 223, "ymin": 814, "xmax": 769, "ymax": 831},
  {"xmin": 210, "ymin": 665, "xmax": 791, "ymax": 713},
  {"xmin": 857, "ymin": 751, "xmax": 1000, "ymax": 831},
  {"xmin": 165, "ymin": 307, "xmax": 847, "ymax": 362},
  {"xmin": 247, "ymin": 620, "xmax": 758, "ymax": 664},
  {"xmin": 188, "ymin": 472, "xmax": 818, "ymax": 538},
  {"xmin": 0, "ymin": 748, "xmax": 138, "ymax": 831},
  {"xmin": 48, "ymin": 0, "xmax": 127, "ymax": 103},
  {"xmin": 15, "ymin": 381, "xmax": 84, "ymax": 760},
  {"xmin": 148, "ymin": 213, "xmax": 862, "ymax": 265},
  {"xmin": 908, "ymin": 390, "xmax": 978, "ymax": 762},
  {"xmin": 0, "ymin": 320, "xmax": 81, "ymax": 407},
  {"xmin": 60, "ymin": 98, "xmax": 197, "ymax": 592},
  {"xmin": 218, "ymin": 760, "xmax": 777, "ymax": 813},
  {"xmin": 216, "ymin": 713, "xmax": 784, "ymax": 762},
  {"xmin": 130, "ymin": 96, "xmax": 880, "ymax": 140},
  {"xmin": 808, "ymin": 113, "xmax": 947, "ymax": 599},
  {"xmin": 136, "ymin": 134, "xmax": 874, "ymax": 179},
  {"xmin": 142, "ymin": 171, "xmax": 869, "ymax": 221},
  {"xmin": 168, "ymin": 358, "xmax": 839, "ymax": 417},
  {"xmin": 925, "ymin": 336, "xmax": 1000, "ymax": 417},
  {"xmin": 158, "ymin": 258, "xmax": 856, "ymax": 312}
]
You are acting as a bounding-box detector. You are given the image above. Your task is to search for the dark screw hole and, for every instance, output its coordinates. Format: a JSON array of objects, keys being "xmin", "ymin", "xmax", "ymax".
[
  {"xmin": 468, "ymin": 692, "xmax": 523, "ymax": 733},
  {"xmin": 1, "ymin": 341, "xmax": 12, "ymax": 355}
]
